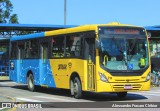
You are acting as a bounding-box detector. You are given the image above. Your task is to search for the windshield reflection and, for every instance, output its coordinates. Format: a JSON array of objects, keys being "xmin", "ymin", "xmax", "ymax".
[{"xmin": 100, "ymin": 35, "xmax": 149, "ymax": 71}]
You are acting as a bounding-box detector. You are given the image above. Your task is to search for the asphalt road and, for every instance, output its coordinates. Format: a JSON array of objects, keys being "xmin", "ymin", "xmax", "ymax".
[{"xmin": 0, "ymin": 80, "xmax": 160, "ymax": 111}]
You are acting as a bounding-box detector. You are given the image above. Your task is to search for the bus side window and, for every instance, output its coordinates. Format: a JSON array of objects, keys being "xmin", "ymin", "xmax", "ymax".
[
  {"xmin": 30, "ymin": 40, "xmax": 39, "ymax": 58},
  {"xmin": 52, "ymin": 36, "xmax": 65, "ymax": 58},
  {"xmin": 10, "ymin": 42, "xmax": 17, "ymax": 59},
  {"xmin": 66, "ymin": 35, "xmax": 81, "ymax": 57},
  {"xmin": 24, "ymin": 41, "xmax": 30, "ymax": 58}
]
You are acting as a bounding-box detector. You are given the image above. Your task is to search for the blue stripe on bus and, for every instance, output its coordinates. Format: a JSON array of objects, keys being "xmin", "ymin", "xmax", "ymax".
[
  {"xmin": 10, "ymin": 32, "xmax": 45, "ymax": 41},
  {"xmin": 9, "ymin": 59, "xmax": 56, "ymax": 87}
]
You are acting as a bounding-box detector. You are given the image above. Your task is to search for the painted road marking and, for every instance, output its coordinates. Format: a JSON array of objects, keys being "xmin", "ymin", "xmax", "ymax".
[
  {"xmin": 16, "ymin": 97, "xmax": 44, "ymax": 102},
  {"xmin": 34, "ymin": 96, "xmax": 78, "ymax": 102}
]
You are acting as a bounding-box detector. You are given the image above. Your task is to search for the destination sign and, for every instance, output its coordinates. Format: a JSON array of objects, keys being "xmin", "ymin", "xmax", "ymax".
[
  {"xmin": 99, "ymin": 27, "xmax": 146, "ymax": 35},
  {"xmin": 105, "ymin": 29, "xmax": 140, "ymax": 34}
]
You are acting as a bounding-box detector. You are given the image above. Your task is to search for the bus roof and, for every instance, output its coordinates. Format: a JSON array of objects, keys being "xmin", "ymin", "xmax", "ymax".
[
  {"xmin": 45, "ymin": 22, "xmax": 144, "ymax": 36},
  {"xmin": 10, "ymin": 22, "xmax": 144, "ymax": 41}
]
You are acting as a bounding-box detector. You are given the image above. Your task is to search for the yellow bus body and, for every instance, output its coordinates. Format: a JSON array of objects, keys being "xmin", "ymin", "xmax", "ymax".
[{"xmin": 45, "ymin": 22, "xmax": 150, "ymax": 93}]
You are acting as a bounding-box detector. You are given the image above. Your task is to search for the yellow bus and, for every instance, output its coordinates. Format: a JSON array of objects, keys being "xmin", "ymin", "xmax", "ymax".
[{"xmin": 10, "ymin": 22, "xmax": 151, "ymax": 99}]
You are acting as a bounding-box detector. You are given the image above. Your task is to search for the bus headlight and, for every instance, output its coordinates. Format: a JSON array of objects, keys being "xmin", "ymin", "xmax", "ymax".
[
  {"xmin": 98, "ymin": 72, "xmax": 108, "ymax": 82},
  {"xmin": 145, "ymin": 73, "xmax": 151, "ymax": 82}
]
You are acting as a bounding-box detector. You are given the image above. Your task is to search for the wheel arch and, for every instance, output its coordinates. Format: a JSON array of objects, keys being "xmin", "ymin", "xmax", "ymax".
[
  {"xmin": 26, "ymin": 70, "xmax": 34, "ymax": 83},
  {"xmin": 69, "ymin": 72, "xmax": 82, "ymax": 87},
  {"xmin": 27, "ymin": 70, "xmax": 34, "ymax": 77}
]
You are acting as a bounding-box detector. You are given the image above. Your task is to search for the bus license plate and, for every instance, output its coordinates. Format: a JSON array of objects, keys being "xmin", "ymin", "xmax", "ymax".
[{"xmin": 124, "ymin": 85, "xmax": 132, "ymax": 90}]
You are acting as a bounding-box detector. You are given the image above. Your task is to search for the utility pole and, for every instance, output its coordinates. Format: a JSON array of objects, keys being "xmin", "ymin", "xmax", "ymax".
[{"xmin": 64, "ymin": 0, "xmax": 66, "ymax": 25}]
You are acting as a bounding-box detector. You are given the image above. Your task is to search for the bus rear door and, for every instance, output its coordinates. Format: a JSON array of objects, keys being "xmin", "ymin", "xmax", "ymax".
[
  {"xmin": 40, "ymin": 42, "xmax": 48, "ymax": 85},
  {"xmin": 17, "ymin": 43, "xmax": 24, "ymax": 83}
]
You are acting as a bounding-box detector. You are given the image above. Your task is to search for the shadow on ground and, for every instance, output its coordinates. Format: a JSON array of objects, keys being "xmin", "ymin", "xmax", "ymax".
[
  {"xmin": 0, "ymin": 80, "xmax": 11, "ymax": 82},
  {"xmin": 10, "ymin": 84, "xmax": 148, "ymax": 101}
]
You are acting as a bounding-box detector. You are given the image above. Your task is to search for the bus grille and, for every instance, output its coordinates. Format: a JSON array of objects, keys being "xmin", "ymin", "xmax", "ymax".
[
  {"xmin": 114, "ymin": 79, "xmax": 140, "ymax": 82},
  {"xmin": 113, "ymin": 84, "xmax": 142, "ymax": 91}
]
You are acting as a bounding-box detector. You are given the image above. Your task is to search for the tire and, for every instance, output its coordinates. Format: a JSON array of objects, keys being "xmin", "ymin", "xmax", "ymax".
[
  {"xmin": 116, "ymin": 92, "xmax": 127, "ymax": 98},
  {"xmin": 70, "ymin": 77, "xmax": 82, "ymax": 99},
  {"xmin": 70, "ymin": 79, "xmax": 74, "ymax": 96},
  {"xmin": 27, "ymin": 74, "xmax": 35, "ymax": 92}
]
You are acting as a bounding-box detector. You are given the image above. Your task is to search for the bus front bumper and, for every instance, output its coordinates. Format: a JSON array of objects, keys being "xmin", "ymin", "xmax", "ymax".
[{"xmin": 96, "ymin": 80, "xmax": 150, "ymax": 92}]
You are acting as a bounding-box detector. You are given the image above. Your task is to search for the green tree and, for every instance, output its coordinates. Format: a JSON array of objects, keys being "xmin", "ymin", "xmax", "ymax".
[{"xmin": 0, "ymin": 0, "xmax": 19, "ymax": 23}]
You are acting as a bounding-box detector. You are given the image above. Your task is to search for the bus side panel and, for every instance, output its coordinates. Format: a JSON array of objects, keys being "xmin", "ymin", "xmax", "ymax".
[
  {"xmin": 10, "ymin": 59, "xmax": 56, "ymax": 87},
  {"xmin": 39, "ymin": 59, "xmax": 56, "ymax": 87},
  {"xmin": 21, "ymin": 59, "xmax": 40, "ymax": 84},
  {"xmin": 49, "ymin": 59, "xmax": 86, "ymax": 90}
]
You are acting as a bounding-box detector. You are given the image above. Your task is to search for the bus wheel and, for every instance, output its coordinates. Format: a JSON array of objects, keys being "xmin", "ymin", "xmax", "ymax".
[
  {"xmin": 72, "ymin": 77, "xmax": 82, "ymax": 99},
  {"xmin": 70, "ymin": 79, "xmax": 74, "ymax": 96},
  {"xmin": 27, "ymin": 74, "xmax": 35, "ymax": 92},
  {"xmin": 116, "ymin": 92, "xmax": 127, "ymax": 98}
]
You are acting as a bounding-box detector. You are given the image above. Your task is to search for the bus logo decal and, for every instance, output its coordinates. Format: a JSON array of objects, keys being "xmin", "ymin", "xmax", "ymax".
[{"xmin": 58, "ymin": 64, "xmax": 67, "ymax": 70}]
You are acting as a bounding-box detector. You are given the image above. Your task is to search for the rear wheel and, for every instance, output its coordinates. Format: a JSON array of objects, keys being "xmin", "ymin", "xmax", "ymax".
[
  {"xmin": 70, "ymin": 77, "xmax": 82, "ymax": 99},
  {"xmin": 116, "ymin": 92, "xmax": 127, "ymax": 98},
  {"xmin": 27, "ymin": 74, "xmax": 35, "ymax": 92}
]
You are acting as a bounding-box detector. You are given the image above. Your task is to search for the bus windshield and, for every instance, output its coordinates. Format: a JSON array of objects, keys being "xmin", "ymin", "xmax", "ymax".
[{"xmin": 99, "ymin": 27, "xmax": 149, "ymax": 71}]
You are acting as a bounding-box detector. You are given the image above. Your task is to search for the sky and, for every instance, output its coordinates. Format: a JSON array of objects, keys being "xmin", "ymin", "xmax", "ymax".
[{"xmin": 10, "ymin": 0, "xmax": 160, "ymax": 26}]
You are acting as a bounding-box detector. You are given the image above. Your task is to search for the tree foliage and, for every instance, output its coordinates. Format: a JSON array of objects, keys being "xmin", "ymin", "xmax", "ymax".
[{"xmin": 0, "ymin": 0, "xmax": 18, "ymax": 23}]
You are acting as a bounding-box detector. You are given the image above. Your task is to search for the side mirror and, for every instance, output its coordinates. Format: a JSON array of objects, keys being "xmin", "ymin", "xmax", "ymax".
[{"xmin": 95, "ymin": 39, "xmax": 100, "ymax": 49}]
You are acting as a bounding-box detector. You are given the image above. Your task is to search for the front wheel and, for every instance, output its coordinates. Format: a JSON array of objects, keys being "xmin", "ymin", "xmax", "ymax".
[
  {"xmin": 70, "ymin": 77, "xmax": 82, "ymax": 99},
  {"xmin": 116, "ymin": 92, "xmax": 127, "ymax": 98}
]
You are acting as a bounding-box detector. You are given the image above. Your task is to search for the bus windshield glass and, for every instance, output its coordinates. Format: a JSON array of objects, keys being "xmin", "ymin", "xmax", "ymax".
[{"xmin": 99, "ymin": 27, "xmax": 149, "ymax": 71}]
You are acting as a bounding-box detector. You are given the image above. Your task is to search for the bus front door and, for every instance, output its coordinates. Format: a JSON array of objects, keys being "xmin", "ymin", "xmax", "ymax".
[{"xmin": 84, "ymin": 38, "xmax": 95, "ymax": 91}]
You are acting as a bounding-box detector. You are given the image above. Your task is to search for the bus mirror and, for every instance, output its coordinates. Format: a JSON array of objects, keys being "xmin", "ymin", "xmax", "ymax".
[{"xmin": 95, "ymin": 39, "xmax": 100, "ymax": 49}]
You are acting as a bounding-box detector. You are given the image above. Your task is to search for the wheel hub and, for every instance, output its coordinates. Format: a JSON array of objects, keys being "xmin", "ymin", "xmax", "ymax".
[{"xmin": 73, "ymin": 82, "xmax": 78, "ymax": 94}]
